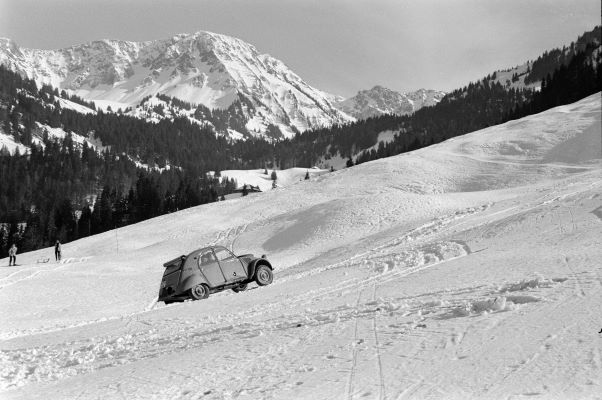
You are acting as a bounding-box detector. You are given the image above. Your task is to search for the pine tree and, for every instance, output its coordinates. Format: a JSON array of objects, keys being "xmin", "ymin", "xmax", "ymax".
[{"xmin": 54, "ymin": 199, "xmax": 77, "ymax": 242}]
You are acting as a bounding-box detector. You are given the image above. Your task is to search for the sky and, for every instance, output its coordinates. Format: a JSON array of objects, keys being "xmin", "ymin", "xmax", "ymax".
[{"xmin": 0, "ymin": 0, "xmax": 599, "ymax": 97}]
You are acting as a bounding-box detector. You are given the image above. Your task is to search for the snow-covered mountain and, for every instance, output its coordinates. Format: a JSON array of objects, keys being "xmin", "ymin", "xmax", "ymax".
[
  {"xmin": 334, "ymin": 86, "xmax": 446, "ymax": 120},
  {"xmin": 0, "ymin": 31, "xmax": 353, "ymax": 138}
]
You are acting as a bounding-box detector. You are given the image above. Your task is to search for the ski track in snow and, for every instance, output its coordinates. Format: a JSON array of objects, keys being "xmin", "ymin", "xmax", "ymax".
[
  {"xmin": 276, "ymin": 204, "xmax": 490, "ymax": 284},
  {"xmin": 0, "ymin": 178, "xmax": 594, "ymax": 391},
  {"xmin": 0, "ymin": 270, "xmax": 569, "ymax": 391},
  {"xmin": 0, "ymin": 232, "xmax": 568, "ymax": 391},
  {"xmin": 0, "ymin": 257, "xmax": 93, "ymax": 289},
  {"xmin": 0, "ymin": 173, "xmax": 597, "ymax": 394}
]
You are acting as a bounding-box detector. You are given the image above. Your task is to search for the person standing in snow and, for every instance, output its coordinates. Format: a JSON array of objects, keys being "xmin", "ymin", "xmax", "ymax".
[
  {"xmin": 55, "ymin": 240, "xmax": 62, "ymax": 262},
  {"xmin": 8, "ymin": 244, "xmax": 17, "ymax": 266}
]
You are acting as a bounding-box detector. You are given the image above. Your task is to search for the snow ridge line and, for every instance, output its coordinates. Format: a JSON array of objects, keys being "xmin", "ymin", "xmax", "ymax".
[
  {"xmin": 434, "ymin": 149, "xmax": 601, "ymax": 170},
  {"xmin": 277, "ymin": 205, "xmax": 488, "ymax": 285},
  {"xmin": 236, "ymin": 241, "xmax": 472, "ymax": 327},
  {"xmin": 454, "ymin": 180, "xmax": 602, "ymax": 239},
  {"xmin": 214, "ymin": 241, "xmax": 471, "ymax": 332}
]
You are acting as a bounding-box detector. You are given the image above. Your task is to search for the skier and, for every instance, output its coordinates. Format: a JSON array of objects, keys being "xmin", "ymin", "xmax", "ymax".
[
  {"xmin": 8, "ymin": 244, "xmax": 17, "ymax": 266},
  {"xmin": 55, "ymin": 240, "xmax": 62, "ymax": 262}
]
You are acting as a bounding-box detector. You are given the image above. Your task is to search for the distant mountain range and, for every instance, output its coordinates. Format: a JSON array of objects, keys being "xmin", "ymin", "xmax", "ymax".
[
  {"xmin": 0, "ymin": 31, "xmax": 352, "ymax": 138},
  {"xmin": 334, "ymin": 86, "xmax": 446, "ymax": 120},
  {"xmin": 0, "ymin": 31, "xmax": 443, "ymax": 139}
]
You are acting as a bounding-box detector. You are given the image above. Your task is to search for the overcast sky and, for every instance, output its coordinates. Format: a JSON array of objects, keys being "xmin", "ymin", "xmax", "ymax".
[{"xmin": 0, "ymin": 0, "xmax": 599, "ymax": 97}]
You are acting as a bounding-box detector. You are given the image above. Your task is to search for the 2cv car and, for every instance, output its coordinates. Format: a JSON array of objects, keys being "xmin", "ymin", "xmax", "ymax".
[{"xmin": 158, "ymin": 245, "xmax": 274, "ymax": 303}]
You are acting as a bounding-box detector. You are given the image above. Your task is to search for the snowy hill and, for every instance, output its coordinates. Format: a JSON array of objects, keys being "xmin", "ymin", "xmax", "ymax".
[
  {"xmin": 0, "ymin": 94, "xmax": 600, "ymax": 399},
  {"xmin": 0, "ymin": 32, "xmax": 353, "ymax": 138},
  {"xmin": 0, "ymin": 122, "xmax": 101, "ymax": 154},
  {"xmin": 0, "ymin": 127, "xmax": 28, "ymax": 154},
  {"xmin": 486, "ymin": 26, "xmax": 601, "ymax": 91},
  {"xmin": 334, "ymin": 86, "xmax": 446, "ymax": 120},
  {"xmin": 220, "ymin": 167, "xmax": 330, "ymax": 192}
]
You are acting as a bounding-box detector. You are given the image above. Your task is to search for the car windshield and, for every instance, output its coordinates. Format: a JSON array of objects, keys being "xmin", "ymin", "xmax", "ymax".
[{"xmin": 214, "ymin": 247, "xmax": 236, "ymax": 261}]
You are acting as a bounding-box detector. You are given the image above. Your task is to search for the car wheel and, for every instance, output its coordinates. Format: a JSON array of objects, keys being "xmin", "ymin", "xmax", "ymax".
[
  {"xmin": 232, "ymin": 283, "xmax": 248, "ymax": 293},
  {"xmin": 190, "ymin": 284, "xmax": 210, "ymax": 300},
  {"xmin": 255, "ymin": 265, "xmax": 273, "ymax": 286}
]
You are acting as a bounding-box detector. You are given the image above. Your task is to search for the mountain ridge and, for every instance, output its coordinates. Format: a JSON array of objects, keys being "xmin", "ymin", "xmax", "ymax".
[
  {"xmin": 335, "ymin": 86, "xmax": 446, "ymax": 119},
  {"xmin": 0, "ymin": 31, "xmax": 354, "ymax": 138}
]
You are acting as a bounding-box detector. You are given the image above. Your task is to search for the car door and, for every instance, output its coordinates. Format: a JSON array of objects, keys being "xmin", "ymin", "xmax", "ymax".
[
  {"xmin": 197, "ymin": 248, "xmax": 226, "ymax": 287},
  {"xmin": 214, "ymin": 246, "xmax": 247, "ymax": 283}
]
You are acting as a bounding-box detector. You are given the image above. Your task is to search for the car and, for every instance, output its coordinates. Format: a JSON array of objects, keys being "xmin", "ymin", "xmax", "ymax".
[{"xmin": 158, "ymin": 245, "xmax": 274, "ymax": 303}]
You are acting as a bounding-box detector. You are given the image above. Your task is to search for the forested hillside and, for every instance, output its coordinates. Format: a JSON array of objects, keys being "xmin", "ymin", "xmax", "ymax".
[
  {"xmin": 1, "ymin": 26, "xmax": 599, "ymax": 256},
  {"xmin": 354, "ymin": 40, "xmax": 601, "ymax": 165},
  {"xmin": 0, "ymin": 67, "xmax": 238, "ymax": 255},
  {"xmin": 273, "ymin": 26, "xmax": 601, "ymax": 168}
]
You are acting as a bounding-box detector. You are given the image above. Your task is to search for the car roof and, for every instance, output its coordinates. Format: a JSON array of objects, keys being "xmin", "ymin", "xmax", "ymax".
[{"xmin": 195, "ymin": 245, "xmax": 229, "ymax": 254}]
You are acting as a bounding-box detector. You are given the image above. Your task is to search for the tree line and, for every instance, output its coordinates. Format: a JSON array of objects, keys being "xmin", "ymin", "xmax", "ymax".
[
  {"xmin": 280, "ymin": 26, "xmax": 600, "ymax": 167},
  {"xmin": 0, "ymin": 132, "xmax": 237, "ymax": 257}
]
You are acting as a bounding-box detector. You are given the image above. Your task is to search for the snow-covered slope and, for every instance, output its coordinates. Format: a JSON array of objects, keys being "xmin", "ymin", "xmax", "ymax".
[
  {"xmin": 0, "ymin": 127, "xmax": 28, "ymax": 154},
  {"xmin": 1, "ymin": 94, "xmax": 600, "ymax": 399},
  {"xmin": 220, "ymin": 167, "xmax": 330, "ymax": 192},
  {"xmin": 334, "ymin": 86, "xmax": 446, "ymax": 120},
  {"xmin": 55, "ymin": 98, "xmax": 96, "ymax": 115},
  {"xmin": 489, "ymin": 61, "xmax": 541, "ymax": 90},
  {"xmin": 0, "ymin": 122, "xmax": 101, "ymax": 155},
  {"xmin": 0, "ymin": 32, "xmax": 353, "ymax": 138}
]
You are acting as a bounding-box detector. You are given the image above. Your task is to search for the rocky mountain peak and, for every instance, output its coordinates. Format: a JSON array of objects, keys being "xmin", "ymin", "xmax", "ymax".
[
  {"xmin": 0, "ymin": 31, "xmax": 352, "ymax": 139},
  {"xmin": 334, "ymin": 86, "xmax": 446, "ymax": 120}
]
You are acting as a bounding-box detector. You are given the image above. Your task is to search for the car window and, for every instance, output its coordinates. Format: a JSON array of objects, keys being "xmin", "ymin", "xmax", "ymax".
[
  {"xmin": 199, "ymin": 250, "xmax": 217, "ymax": 266},
  {"xmin": 214, "ymin": 247, "xmax": 235, "ymax": 261}
]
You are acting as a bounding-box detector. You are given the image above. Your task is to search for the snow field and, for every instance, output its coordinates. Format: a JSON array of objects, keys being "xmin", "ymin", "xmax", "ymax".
[
  {"xmin": 220, "ymin": 167, "xmax": 330, "ymax": 192},
  {"xmin": 0, "ymin": 94, "xmax": 601, "ymax": 399},
  {"xmin": 0, "ymin": 127, "xmax": 28, "ymax": 154}
]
